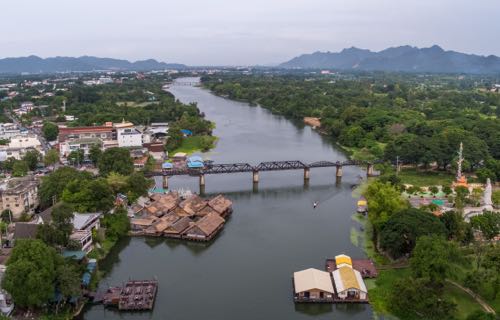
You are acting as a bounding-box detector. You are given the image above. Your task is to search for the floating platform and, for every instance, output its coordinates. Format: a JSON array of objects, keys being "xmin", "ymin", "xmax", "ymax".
[
  {"xmin": 325, "ymin": 259, "xmax": 378, "ymax": 278},
  {"xmin": 97, "ymin": 280, "xmax": 158, "ymax": 311}
]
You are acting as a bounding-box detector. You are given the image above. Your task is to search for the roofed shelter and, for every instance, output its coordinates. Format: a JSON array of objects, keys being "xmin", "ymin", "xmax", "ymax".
[
  {"xmin": 293, "ymin": 268, "xmax": 334, "ymax": 302},
  {"xmin": 332, "ymin": 266, "xmax": 368, "ymax": 301},
  {"xmin": 182, "ymin": 212, "xmax": 225, "ymax": 241}
]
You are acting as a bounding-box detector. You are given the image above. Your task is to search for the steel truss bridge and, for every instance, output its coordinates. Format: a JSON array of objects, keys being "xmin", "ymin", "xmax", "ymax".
[{"xmin": 147, "ymin": 160, "xmax": 381, "ymax": 177}]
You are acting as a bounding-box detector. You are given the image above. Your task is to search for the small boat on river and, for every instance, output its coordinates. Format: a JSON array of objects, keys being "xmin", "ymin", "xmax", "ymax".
[{"xmin": 356, "ymin": 196, "xmax": 368, "ymax": 214}]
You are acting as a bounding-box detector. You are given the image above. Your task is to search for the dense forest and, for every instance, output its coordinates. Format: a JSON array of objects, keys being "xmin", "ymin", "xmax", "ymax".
[{"xmin": 203, "ymin": 73, "xmax": 500, "ymax": 181}]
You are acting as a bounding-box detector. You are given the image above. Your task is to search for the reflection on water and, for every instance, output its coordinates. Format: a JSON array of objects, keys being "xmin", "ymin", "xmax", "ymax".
[{"xmin": 82, "ymin": 78, "xmax": 372, "ymax": 320}]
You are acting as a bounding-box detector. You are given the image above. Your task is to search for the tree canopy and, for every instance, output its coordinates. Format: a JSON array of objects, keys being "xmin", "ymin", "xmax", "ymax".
[{"xmin": 379, "ymin": 208, "xmax": 447, "ymax": 259}]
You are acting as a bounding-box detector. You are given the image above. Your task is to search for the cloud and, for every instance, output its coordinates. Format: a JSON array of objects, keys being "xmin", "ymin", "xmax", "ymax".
[{"xmin": 0, "ymin": 0, "xmax": 498, "ymax": 65}]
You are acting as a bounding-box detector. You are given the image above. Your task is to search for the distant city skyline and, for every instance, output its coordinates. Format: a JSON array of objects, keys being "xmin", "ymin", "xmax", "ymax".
[{"xmin": 1, "ymin": 0, "xmax": 499, "ymax": 66}]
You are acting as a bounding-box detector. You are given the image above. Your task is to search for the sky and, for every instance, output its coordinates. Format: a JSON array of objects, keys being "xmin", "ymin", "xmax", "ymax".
[{"xmin": 1, "ymin": 0, "xmax": 499, "ymax": 66}]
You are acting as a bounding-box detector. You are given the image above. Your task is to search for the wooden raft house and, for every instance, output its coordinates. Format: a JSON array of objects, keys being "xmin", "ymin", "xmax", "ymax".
[
  {"xmin": 100, "ymin": 280, "xmax": 158, "ymax": 311},
  {"xmin": 130, "ymin": 192, "xmax": 233, "ymax": 242},
  {"xmin": 293, "ymin": 254, "xmax": 370, "ymax": 304}
]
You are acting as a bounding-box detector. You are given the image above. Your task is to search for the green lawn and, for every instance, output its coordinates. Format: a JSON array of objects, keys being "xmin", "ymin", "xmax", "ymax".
[
  {"xmin": 395, "ymin": 168, "xmax": 454, "ymax": 187},
  {"xmin": 368, "ymin": 268, "xmax": 489, "ymax": 319},
  {"xmin": 171, "ymin": 135, "xmax": 218, "ymax": 155},
  {"xmin": 445, "ymin": 283, "xmax": 486, "ymax": 320},
  {"xmin": 368, "ymin": 268, "xmax": 411, "ymax": 317}
]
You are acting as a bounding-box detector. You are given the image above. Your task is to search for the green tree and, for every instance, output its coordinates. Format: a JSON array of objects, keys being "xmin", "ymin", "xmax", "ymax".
[
  {"xmin": 106, "ymin": 172, "xmax": 129, "ymax": 195},
  {"xmin": 429, "ymin": 186, "xmax": 439, "ymax": 197},
  {"xmin": 101, "ymin": 207, "xmax": 130, "ymax": 239},
  {"xmin": 470, "ymin": 212, "xmax": 500, "ymax": 240},
  {"xmin": 98, "ymin": 147, "xmax": 134, "ymax": 176},
  {"xmin": 62, "ymin": 178, "xmax": 114, "ymax": 212},
  {"xmin": 410, "ymin": 235, "xmax": 457, "ymax": 284},
  {"xmin": 42, "ymin": 122, "xmax": 59, "ymax": 141},
  {"xmin": 379, "ymin": 208, "xmax": 447, "ymax": 258},
  {"xmin": 389, "ymin": 276, "xmax": 456, "ymax": 320},
  {"xmin": 89, "ymin": 144, "xmax": 102, "ymax": 165},
  {"xmin": 39, "ymin": 167, "xmax": 92, "ymax": 207},
  {"xmin": 67, "ymin": 149, "xmax": 84, "ymax": 166},
  {"xmin": 22, "ymin": 149, "xmax": 42, "ymax": 171},
  {"xmin": 37, "ymin": 202, "xmax": 74, "ymax": 247},
  {"xmin": 364, "ymin": 181, "xmax": 408, "ymax": 234},
  {"xmin": 440, "ymin": 210, "xmax": 469, "ymax": 242},
  {"xmin": 127, "ymin": 172, "xmax": 152, "ymax": 201},
  {"xmin": 43, "ymin": 149, "xmax": 59, "ymax": 167},
  {"xmin": 2, "ymin": 239, "xmax": 60, "ymax": 308},
  {"xmin": 12, "ymin": 160, "xmax": 28, "ymax": 177},
  {"xmin": 56, "ymin": 263, "xmax": 81, "ymax": 299}
]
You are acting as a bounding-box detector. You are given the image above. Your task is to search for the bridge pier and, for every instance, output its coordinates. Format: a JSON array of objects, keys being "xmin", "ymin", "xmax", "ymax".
[
  {"xmin": 253, "ymin": 171, "xmax": 259, "ymax": 184},
  {"xmin": 304, "ymin": 167, "xmax": 310, "ymax": 181},
  {"xmin": 162, "ymin": 176, "xmax": 168, "ymax": 190},
  {"xmin": 336, "ymin": 165, "xmax": 343, "ymax": 178},
  {"xmin": 367, "ymin": 164, "xmax": 374, "ymax": 177},
  {"xmin": 252, "ymin": 182, "xmax": 259, "ymax": 193}
]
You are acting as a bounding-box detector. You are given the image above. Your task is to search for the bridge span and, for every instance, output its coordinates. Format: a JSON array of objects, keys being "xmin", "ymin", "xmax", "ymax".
[{"xmin": 146, "ymin": 159, "xmax": 381, "ymax": 191}]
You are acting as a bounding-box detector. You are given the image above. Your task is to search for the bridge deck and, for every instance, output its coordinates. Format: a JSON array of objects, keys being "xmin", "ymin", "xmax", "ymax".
[{"xmin": 148, "ymin": 160, "xmax": 379, "ymax": 177}]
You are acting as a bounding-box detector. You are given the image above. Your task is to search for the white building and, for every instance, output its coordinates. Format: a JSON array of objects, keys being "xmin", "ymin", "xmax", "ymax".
[
  {"xmin": 0, "ymin": 123, "xmax": 24, "ymax": 140},
  {"xmin": 59, "ymin": 138, "xmax": 101, "ymax": 159},
  {"xmin": 117, "ymin": 128, "xmax": 143, "ymax": 147},
  {"xmin": 7, "ymin": 135, "xmax": 43, "ymax": 153},
  {"xmin": 114, "ymin": 121, "xmax": 143, "ymax": 148}
]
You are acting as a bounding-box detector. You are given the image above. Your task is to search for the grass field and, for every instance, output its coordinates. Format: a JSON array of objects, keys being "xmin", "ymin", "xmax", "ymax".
[
  {"xmin": 171, "ymin": 135, "xmax": 218, "ymax": 155},
  {"xmin": 393, "ymin": 168, "xmax": 455, "ymax": 187},
  {"xmin": 368, "ymin": 268, "xmax": 489, "ymax": 319},
  {"xmin": 445, "ymin": 283, "xmax": 485, "ymax": 319}
]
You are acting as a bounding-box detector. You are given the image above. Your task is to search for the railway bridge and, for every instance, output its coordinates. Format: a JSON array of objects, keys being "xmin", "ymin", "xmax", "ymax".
[{"xmin": 146, "ymin": 160, "xmax": 382, "ymax": 190}]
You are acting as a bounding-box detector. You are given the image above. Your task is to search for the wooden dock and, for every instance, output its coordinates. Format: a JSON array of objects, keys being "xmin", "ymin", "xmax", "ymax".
[{"xmin": 325, "ymin": 259, "xmax": 378, "ymax": 278}]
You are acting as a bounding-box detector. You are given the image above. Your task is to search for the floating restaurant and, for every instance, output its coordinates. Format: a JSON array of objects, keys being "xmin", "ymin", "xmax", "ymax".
[
  {"xmin": 130, "ymin": 192, "xmax": 233, "ymax": 242},
  {"xmin": 293, "ymin": 254, "xmax": 373, "ymax": 304}
]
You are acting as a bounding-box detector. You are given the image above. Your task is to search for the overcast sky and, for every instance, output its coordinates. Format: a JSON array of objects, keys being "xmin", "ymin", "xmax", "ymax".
[{"xmin": 1, "ymin": 0, "xmax": 499, "ymax": 65}]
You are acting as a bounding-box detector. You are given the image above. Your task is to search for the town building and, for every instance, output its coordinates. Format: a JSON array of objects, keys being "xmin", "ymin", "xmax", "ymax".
[
  {"xmin": 70, "ymin": 230, "xmax": 93, "ymax": 253},
  {"xmin": 117, "ymin": 128, "xmax": 143, "ymax": 148},
  {"xmin": 0, "ymin": 123, "xmax": 25, "ymax": 140},
  {"xmin": 3, "ymin": 134, "xmax": 43, "ymax": 154},
  {"xmin": 58, "ymin": 125, "xmax": 114, "ymax": 143},
  {"xmin": 0, "ymin": 177, "xmax": 39, "ymax": 219},
  {"xmin": 293, "ymin": 268, "xmax": 335, "ymax": 302},
  {"xmin": 73, "ymin": 212, "xmax": 101, "ymax": 232},
  {"xmin": 59, "ymin": 138, "xmax": 101, "ymax": 159}
]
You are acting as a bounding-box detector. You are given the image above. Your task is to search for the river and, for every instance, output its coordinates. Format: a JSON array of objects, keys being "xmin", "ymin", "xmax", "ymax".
[{"xmin": 82, "ymin": 77, "xmax": 372, "ymax": 319}]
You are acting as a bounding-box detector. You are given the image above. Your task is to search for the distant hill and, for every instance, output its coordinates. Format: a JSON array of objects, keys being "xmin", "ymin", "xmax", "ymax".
[
  {"xmin": 280, "ymin": 45, "xmax": 500, "ymax": 74},
  {"xmin": 0, "ymin": 55, "xmax": 186, "ymax": 74}
]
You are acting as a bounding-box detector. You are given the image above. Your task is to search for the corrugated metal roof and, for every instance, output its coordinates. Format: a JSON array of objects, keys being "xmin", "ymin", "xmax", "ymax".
[{"xmin": 293, "ymin": 268, "xmax": 334, "ymax": 294}]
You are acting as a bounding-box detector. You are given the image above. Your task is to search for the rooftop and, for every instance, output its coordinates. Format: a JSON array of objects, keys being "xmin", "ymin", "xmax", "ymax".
[{"xmin": 293, "ymin": 268, "xmax": 334, "ymax": 294}]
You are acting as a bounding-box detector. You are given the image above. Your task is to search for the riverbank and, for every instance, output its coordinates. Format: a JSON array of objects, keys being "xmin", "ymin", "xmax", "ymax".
[
  {"xmin": 202, "ymin": 83, "xmax": 382, "ymax": 162},
  {"xmin": 170, "ymin": 135, "xmax": 218, "ymax": 155}
]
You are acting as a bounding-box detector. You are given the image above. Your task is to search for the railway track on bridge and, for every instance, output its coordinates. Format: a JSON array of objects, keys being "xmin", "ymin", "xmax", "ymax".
[{"xmin": 146, "ymin": 159, "xmax": 381, "ymax": 177}]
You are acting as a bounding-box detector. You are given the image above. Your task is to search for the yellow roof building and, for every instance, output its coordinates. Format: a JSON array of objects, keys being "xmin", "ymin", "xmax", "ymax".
[{"xmin": 335, "ymin": 254, "xmax": 352, "ymax": 267}]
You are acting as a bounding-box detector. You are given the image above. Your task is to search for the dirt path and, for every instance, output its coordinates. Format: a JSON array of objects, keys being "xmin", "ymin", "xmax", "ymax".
[{"xmin": 446, "ymin": 279, "xmax": 496, "ymax": 314}]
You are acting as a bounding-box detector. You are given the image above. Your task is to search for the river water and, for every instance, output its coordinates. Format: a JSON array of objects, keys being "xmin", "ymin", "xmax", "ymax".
[{"xmin": 82, "ymin": 77, "xmax": 372, "ymax": 319}]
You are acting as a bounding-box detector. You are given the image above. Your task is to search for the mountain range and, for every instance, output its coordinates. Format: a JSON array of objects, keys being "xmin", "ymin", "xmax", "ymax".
[
  {"xmin": 0, "ymin": 55, "xmax": 186, "ymax": 74},
  {"xmin": 280, "ymin": 45, "xmax": 500, "ymax": 74}
]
